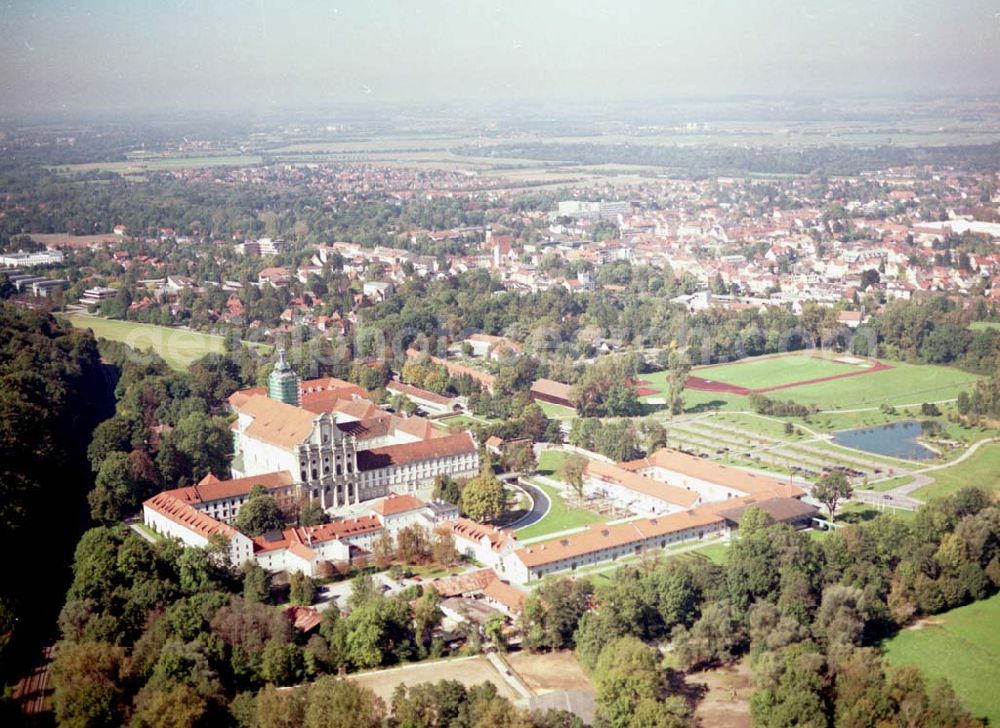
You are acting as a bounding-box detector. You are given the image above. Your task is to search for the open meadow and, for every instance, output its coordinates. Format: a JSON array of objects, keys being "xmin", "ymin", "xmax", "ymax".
[
  {"xmin": 63, "ymin": 315, "xmax": 227, "ymax": 370},
  {"xmin": 882, "ymin": 593, "xmax": 1000, "ymax": 725},
  {"xmin": 911, "ymin": 443, "xmax": 1000, "ymax": 500}
]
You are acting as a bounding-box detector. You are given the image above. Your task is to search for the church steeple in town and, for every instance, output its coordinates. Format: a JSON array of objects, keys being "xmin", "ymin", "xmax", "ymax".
[{"xmin": 267, "ymin": 348, "xmax": 300, "ymax": 406}]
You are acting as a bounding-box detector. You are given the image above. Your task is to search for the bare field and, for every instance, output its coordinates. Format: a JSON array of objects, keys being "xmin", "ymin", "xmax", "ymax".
[
  {"xmin": 688, "ymin": 659, "xmax": 753, "ymax": 728},
  {"xmin": 347, "ymin": 655, "xmax": 518, "ymax": 703},
  {"xmin": 506, "ymin": 650, "xmax": 594, "ymax": 694}
]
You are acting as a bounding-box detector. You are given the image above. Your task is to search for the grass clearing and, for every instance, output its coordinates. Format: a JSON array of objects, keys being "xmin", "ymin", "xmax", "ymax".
[
  {"xmin": 437, "ymin": 414, "xmax": 482, "ymax": 428},
  {"xmin": 515, "ymin": 478, "xmax": 604, "ymax": 541},
  {"xmin": 836, "ymin": 502, "xmax": 915, "ymax": 524},
  {"xmin": 65, "ymin": 315, "xmax": 226, "ymax": 369},
  {"xmin": 537, "ymin": 450, "xmax": 569, "ymax": 479},
  {"xmin": 969, "ymin": 321, "xmax": 1000, "ymax": 332},
  {"xmin": 62, "ymin": 314, "xmax": 269, "ymax": 370},
  {"xmin": 911, "ymin": 443, "xmax": 1000, "ymax": 500},
  {"xmin": 538, "ymin": 400, "xmax": 578, "ymax": 420},
  {"xmin": 882, "ymin": 592, "xmax": 1000, "ymax": 725}
]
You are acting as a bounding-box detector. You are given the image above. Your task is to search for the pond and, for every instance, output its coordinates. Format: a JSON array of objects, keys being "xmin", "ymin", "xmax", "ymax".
[{"xmin": 832, "ymin": 420, "xmax": 938, "ymax": 460}]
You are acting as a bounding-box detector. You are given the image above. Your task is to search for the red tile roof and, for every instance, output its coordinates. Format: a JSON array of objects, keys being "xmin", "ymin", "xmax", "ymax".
[
  {"xmin": 356, "ymin": 431, "xmax": 477, "ymax": 471},
  {"xmin": 585, "ymin": 459, "xmax": 699, "ymax": 508},
  {"xmin": 251, "ymin": 516, "xmax": 383, "ymax": 553},
  {"xmin": 371, "ymin": 493, "xmax": 426, "ymax": 516},
  {"xmin": 622, "ymin": 448, "xmax": 802, "ymax": 498},
  {"xmin": 515, "ymin": 509, "xmax": 724, "ymax": 568},
  {"xmin": 447, "ymin": 517, "xmax": 516, "ymax": 552},
  {"xmin": 144, "ymin": 493, "xmax": 239, "ymax": 541},
  {"xmin": 387, "ymin": 379, "xmax": 455, "ymax": 406},
  {"xmin": 483, "ymin": 578, "xmax": 527, "ymax": 612},
  {"xmin": 165, "ymin": 471, "xmax": 294, "ymax": 505}
]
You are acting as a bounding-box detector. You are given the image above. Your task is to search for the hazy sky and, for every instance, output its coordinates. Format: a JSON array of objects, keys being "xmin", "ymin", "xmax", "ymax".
[{"xmin": 2, "ymin": 0, "xmax": 1000, "ymax": 114}]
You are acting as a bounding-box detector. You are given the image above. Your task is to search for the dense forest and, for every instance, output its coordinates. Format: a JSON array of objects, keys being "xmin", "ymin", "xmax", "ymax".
[{"xmin": 0, "ymin": 304, "xmax": 114, "ymax": 717}]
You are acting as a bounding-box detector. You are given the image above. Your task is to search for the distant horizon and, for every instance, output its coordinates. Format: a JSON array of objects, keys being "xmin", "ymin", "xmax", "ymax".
[
  {"xmin": 2, "ymin": 1, "xmax": 1000, "ymax": 117},
  {"xmin": 4, "ymin": 92, "xmax": 1000, "ymax": 127}
]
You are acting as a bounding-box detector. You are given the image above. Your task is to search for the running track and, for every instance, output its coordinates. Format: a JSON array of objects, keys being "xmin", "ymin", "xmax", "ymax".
[{"xmin": 685, "ymin": 358, "xmax": 892, "ymax": 396}]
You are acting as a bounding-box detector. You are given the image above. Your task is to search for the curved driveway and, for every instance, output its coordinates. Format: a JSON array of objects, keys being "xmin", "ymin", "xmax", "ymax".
[{"xmin": 507, "ymin": 480, "xmax": 551, "ymax": 531}]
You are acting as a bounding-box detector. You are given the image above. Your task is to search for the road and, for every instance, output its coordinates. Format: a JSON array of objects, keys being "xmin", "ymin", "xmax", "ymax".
[
  {"xmin": 506, "ymin": 479, "xmax": 551, "ymax": 531},
  {"xmin": 855, "ymin": 436, "xmax": 999, "ymax": 509}
]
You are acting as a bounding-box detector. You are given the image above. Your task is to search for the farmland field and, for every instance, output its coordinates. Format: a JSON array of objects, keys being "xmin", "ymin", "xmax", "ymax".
[
  {"xmin": 57, "ymin": 154, "xmax": 263, "ymax": 174},
  {"xmin": 882, "ymin": 593, "xmax": 1000, "ymax": 724},
  {"xmin": 63, "ymin": 315, "xmax": 228, "ymax": 370},
  {"xmin": 694, "ymin": 353, "xmax": 861, "ymax": 390}
]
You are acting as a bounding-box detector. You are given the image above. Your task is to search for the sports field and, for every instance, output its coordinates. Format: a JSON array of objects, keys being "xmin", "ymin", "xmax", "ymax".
[
  {"xmin": 695, "ymin": 353, "xmax": 863, "ymax": 390},
  {"xmin": 882, "ymin": 593, "xmax": 1000, "ymax": 724},
  {"xmin": 775, "ymin": 360, "xmax": 979, "ymax": 410},
  {"xmin": 64, "ymin": 315, "xmax": 227, "ymax": 370},
  {"xmin": 642, "ymin": 354, "xmax": 979, "ymax": 416}
]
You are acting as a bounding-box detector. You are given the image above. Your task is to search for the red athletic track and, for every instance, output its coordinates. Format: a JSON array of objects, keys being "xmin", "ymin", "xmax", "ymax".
[
  {"xmin": 684, "ymin": 357, "xmax": 892, "ymax": 397},
  {"xmin": 630, "ymin": 379, "xmax": 660, "ymax": 398}
]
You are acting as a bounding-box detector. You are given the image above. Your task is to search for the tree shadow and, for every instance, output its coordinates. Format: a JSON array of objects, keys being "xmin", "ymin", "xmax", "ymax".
[
  {"xmin": 665, "ymin": 667, "xmax": 710, "ymax": 705},
  {"xmin": 685, "ymin": 400, "xmax": 729, "ymax": 414},
  {"xmin": 836, "ymin": 507, "xmax": 881, "ymax": 524}
]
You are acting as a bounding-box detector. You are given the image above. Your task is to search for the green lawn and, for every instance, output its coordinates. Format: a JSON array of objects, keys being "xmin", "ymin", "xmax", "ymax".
[
  {"xmin": 538, "ymin": 401, "xmax": 578, "ymax": 420},
  {"xmin": 515, "ymin": 478, "xmax": 604, "ymax": 541},
  {"xmin": 867, "ymin": 475, "xmax": 915, "ymax": 492},
  {"xmin": 689, "ymin": 541, "xmax": 730, "ymax": 565},
  {"xmin": 694, "ymin": 353, "xmax": 860, "ymax": 390},
  {"xmin": 438, "ymin": 415, "xmax": 482, "ymax": 428},
  {"xmin": 537, "ymin": 450, "xmax": 569, "ymax": 479},
  {"xmin": 65, "ymin": 315, "xmax": 226, "ymax": 369},
  {"xmin": 775, "ymin": 360, "xmax": 979, "ymax": 410},
  {"xmin": 704, "ymin": 412, "xmax": 811, "ymax": 441},
  {"xmin": 63, "ymin": 314, "xmax": 264, "ymax": 370},
  {"xmin": 911, "ymin": 443, "xmax": 1000, "ymax": 500},
  {"xmin": 641, "ymin": 357, "xmax": 977, "ymax": 415},
  {"xmin": 882, "ymin": 592, "xmax": 1000, "ymax": 725},
  {"xmin": 969, "ymin": 321, "xmax": 1000, "ymax": 332},
  {"xmin": 835, "ymin": 501, "xmax": 915, "ymax": 524},
  {"xmin": 131, "ymin": 523, "xmax": 164, "ymax": 542}
]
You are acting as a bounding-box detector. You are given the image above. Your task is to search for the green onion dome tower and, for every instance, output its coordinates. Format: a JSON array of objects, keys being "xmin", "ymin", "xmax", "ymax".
[{"xmin": 267, "ymin": 348, "xmax": 300, "ymax": 406}]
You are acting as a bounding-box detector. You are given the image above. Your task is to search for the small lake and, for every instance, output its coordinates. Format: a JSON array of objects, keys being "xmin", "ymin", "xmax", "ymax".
[{"xmin": 832, "ymin": 421, "xmax": 938, "ymax": 460}]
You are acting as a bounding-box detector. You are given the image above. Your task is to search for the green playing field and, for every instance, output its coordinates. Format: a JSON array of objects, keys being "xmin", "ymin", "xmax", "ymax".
[{"xmin": 694, "ymin": 353, "xmax": 861, "ymax": 389}]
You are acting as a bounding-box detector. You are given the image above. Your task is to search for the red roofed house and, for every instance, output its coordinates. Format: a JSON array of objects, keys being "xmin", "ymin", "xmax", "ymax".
[{"xmin": 446, "ymin": 517, "xmax": 519, "ymax": 573}]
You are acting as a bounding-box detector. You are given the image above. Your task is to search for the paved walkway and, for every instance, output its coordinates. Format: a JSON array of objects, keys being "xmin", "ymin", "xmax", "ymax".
[
  {"xmin": 505, "ymin": 480, "xmax": 551, "ymax": 531},
  {"xmin": 486, "ymin": 651, "xmax": 534, "ymax": 701}
]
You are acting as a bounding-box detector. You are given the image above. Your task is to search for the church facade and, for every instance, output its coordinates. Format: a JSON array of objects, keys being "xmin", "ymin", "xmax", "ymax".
[{"xmin": 227, "ymin": 351, "xmax": 480, "ymax": 515}]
